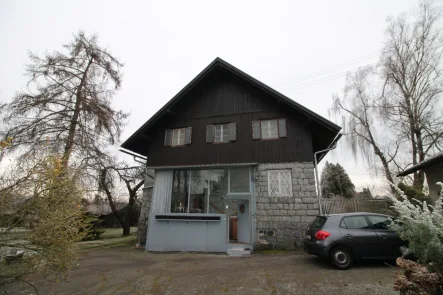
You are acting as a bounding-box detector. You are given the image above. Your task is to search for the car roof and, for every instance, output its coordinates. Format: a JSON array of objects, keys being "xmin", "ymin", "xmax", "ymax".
[{"xmin": 320, "ymin": 212, "xmax": 389, "ymax": 217}]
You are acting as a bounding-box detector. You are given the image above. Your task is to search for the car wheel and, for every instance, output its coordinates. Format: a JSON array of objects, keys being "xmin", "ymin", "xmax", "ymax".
[{"xmin": 330, "ymin": 246, "xmax": 353, "ymax": 270}]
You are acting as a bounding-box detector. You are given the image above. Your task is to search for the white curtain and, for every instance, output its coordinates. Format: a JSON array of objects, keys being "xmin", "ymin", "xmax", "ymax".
[{"xmin": 150, "ymin": 170, "xmax": 173, "ymax": 213}]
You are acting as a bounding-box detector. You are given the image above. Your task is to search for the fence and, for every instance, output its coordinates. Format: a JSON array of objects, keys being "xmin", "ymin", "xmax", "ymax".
[{"xmin": 321, "ymin": 198, "xmax": 392, "ymax": 215}]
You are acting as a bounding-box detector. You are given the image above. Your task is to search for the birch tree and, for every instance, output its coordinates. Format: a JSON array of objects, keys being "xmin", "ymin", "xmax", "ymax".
[
  {"xmin": 380, "ymin": 0, "xmax": 443, "ymax": 189},
  {"xmin": 332, "ymin": 1, "xmax": 443, "ymax": 190},
  {"xmin": 0, "ymin": 31, "xmax": 128, "ymax": 170}
]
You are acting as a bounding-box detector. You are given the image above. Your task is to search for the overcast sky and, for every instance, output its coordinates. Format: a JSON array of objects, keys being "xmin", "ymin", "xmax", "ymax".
[{"xmin": 0, "ymin": 0, "xmax": 421, "ymax": 192}]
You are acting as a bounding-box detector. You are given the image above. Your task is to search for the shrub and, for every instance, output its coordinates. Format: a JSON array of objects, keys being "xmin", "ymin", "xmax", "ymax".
[
  {"xmin": 397, "ymin": 183, "xmax": 434, "ymax": 206},
  {"xmin": 389, "ymin": 182, "xmax": 443, "ymax": 294}
]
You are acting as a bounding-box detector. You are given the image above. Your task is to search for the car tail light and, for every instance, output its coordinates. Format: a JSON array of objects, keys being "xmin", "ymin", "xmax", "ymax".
[{"xmin": 315, "ymin": 230, "xmax": 331, "ymax": 240}]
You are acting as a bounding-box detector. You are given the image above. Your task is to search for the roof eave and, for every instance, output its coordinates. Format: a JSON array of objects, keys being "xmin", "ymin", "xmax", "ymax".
[{"xmin": 397, "ymin": 153, "xmax": 443, "ymax": 176}]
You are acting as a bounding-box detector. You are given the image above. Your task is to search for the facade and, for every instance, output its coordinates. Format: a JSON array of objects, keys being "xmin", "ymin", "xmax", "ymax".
[
  {"xmin": 122, "ymin": 58, "xmax": 341, "ymax": 251},
  {"xmin": 397, "ymin": 151, "xmax": 443, "ymax": 201}
]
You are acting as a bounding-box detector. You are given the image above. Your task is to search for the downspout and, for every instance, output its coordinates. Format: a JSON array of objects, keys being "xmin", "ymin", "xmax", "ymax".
[{"xmin": 313, "ymin": 133, "xmax": 342, "ymax": 215}]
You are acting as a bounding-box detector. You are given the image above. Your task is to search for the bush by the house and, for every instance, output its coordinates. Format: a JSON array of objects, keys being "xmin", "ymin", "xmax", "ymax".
[{"xmin": 389, "ymin": 182, "xmax": 443, "ymax": 295}]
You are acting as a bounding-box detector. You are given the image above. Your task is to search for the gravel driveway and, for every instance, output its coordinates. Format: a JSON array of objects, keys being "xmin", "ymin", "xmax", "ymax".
[{"xmin": 5, "ymin": 246, "xmax": 398, "ymax": 295}]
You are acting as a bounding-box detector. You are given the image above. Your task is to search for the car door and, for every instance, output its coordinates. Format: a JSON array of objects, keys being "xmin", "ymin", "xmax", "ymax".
[
  {"xmin": 338, "ymin": 215, "xmax": 380, "ymax": 259},
  {"xmin": 366, "ymin": 215, "xmax": 403, "ymax": 259}
]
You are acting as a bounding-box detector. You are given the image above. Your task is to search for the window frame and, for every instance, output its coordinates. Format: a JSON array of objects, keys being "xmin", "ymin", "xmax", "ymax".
[
  {"xmin": 170, "ymin": 167, "xmax": 252, "ymax": 214},
  {"xmin": 366, "ymin": 215, "xmax": 394, "ymax": 231},
  {"xmin": 214, "ymin": 124, "xmax": 230, "ymax": 144},
  {"xmin": 260, "ymin": 119, "xmax": 279, "ymax": 140},
  {"xmin": 340, "ymin": 215, "xmax": 372, "ymax": 230},
  {"xmin": 171, "ymin": 128, "xmax": 186, "ymax": 147},
  {"xmin": 267, "ymin": 169, "xmax": 293, "ymax": 197},
  {"xmin": 227, "ymin": 167, "xmax": 251, "ymax": 194}
]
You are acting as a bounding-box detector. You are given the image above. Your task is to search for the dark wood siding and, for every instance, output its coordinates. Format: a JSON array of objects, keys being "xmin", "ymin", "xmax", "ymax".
[{"xmin": 144, "ymin": 68, "xmax": 314, "ymax": 166}]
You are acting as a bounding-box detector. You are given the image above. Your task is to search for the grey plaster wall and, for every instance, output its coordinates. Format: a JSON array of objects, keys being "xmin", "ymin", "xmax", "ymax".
[
  {"xmin": 254, "ymin": 162, "xmax": 319, "ymax": 249},
  {"xmin": 147, "ymin": 214, "xmax": 228, "ymax": 252}
]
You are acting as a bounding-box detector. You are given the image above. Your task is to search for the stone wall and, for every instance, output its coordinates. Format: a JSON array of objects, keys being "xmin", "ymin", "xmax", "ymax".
[
  {"xmin": 136, "ymin": 173, "xmax": 154, "ymax": 247},
  {"xmin": 254, "ymin": 162, "xmax": 319, "ymax": 249}
]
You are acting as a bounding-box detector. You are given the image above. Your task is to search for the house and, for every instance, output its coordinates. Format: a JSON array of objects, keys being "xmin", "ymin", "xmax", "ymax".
[
  {"xmin": 121, "ymin": 58, "xmax": 341, "ymax": 252},
  {"xmin": 397, "ymin": 151, "xmax": 443, "ymax": 201}
]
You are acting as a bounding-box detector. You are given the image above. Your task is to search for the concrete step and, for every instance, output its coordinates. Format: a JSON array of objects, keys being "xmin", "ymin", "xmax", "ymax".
[{"xmin": 227, "ymin": 247, "xmax": 251, "ymax": 256}]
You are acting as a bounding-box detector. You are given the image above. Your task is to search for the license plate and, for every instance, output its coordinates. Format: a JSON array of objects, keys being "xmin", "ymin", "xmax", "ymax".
[{"xmin": 306, "ymin": 234, "xmax": 311, "ymax": 239}]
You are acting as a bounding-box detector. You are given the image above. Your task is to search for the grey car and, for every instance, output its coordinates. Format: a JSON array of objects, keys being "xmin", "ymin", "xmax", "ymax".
[{"xmin": 303, "ymin": 212, "xmax": 404, "ymax": 269}]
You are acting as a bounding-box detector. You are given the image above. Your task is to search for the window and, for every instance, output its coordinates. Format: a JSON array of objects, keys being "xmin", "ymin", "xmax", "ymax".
[
  {"xmin": 214, "ymin": 124, "xmax": 229, "ymax": 143},
  {"xmin": 172, "ymin": 128, "xmax": 185, "ymax": 146},
  {"xmin": 261, "ymin": 120, "xmax": 279, "ymax": 139},
  {"xmin": 229, "ymin": 167, "xmax": 250, "ymax": 193},
  {"xmin": 268, "ymin": 170, "xmax": 292, "ymax": 196},
  {"xmin": 367, "ymin": 215, "xmax": 392, "ymax": 230},
  {"xmin": 170, "ymin": 170, "xmax": 190, "ymax": 213},
  {"xmin": 311, "ymin": 216, "xmax": 327, "ymax": 229},
  {"xmin": 341, "ymin": 216, "xmax": 371, "ymax": 229},
  {"xmin": 164, "ymin": 127, "xmax": 192, "ymax": 147},
  {"xmin": 169, "ymin": 168, "xmax": 250, "ymax": 214},
  {"xmin": 206, "ymin": 123, "xmax": 236, "ymax": 143},
  {"xmin": 252, "ymin": 119, "xmax": 287, "ymax": 140}
]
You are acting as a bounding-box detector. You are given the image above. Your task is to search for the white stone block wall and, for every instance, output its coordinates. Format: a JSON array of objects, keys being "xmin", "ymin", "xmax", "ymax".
[
  {"xmin": 254, "ymin": 162, "xmax": 319, "ymax": 249},
  {"xmin": 136, "ymin": 174, "xmax": 154, "ymax": 247}
]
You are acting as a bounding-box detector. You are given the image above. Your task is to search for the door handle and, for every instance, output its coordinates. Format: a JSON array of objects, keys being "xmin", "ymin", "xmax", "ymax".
[
  {"xmin": 379, "ymin": 235, "xmax": 387, "ymax": 239},
  {"xmin": 345, "ymin": 234, "xmax": 353, "ymax": 238}
]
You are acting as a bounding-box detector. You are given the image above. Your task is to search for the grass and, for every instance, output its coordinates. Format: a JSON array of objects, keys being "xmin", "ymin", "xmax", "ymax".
[
  {"xmin": 76, "ymin": 227, "xmax": 138, "ymax": 251},
  {"xmin": 100, "ymin": 227, "xmax": 138, "ymax": 239}
]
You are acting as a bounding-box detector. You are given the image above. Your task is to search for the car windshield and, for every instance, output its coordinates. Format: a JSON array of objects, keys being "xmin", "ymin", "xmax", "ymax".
[{"xmin": 310, "ymin": 216, "xmax": 327, "ymax": 229}]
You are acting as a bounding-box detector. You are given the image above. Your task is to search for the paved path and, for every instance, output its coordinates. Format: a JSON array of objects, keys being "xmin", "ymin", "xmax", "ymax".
[{"xmin": 5, "ymin": 246, "xmax": 398, "ymax": 295}]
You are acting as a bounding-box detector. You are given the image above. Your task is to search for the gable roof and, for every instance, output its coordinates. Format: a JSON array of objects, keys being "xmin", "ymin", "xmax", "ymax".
[
  {"xmin": 122, "ymin": 57, "xmax": 341, "ymax": 152},
  {"xmin": 397, "ymin": 151, "xmax": 443, "ymax": 176}
]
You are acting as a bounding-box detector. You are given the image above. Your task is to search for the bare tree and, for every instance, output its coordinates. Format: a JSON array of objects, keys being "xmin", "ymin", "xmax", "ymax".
[
  {"xmin": 331, "ymin": 67, "xmax": 398, "ymax": 186},
  {"xmin": 0, "ymin": 31, "xmax": 128, "ymax": 170},
  {"xmin": 380, "ymin": 0, "xmax": 443, "ymax": 189},
  {"xmin": 99, "ymin": 163, "xmax": 152, "ymax": 236},
  {"xmin": 332, "ymin": 1, "xmax": 443, "ymax": 191}
]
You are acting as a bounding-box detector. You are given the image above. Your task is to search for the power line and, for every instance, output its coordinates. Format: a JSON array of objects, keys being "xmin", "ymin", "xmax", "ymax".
[
  {"xmin": 280, "ymin": 72, "xmax": 348, "ymax": 92},
  {"xmin": 274, "ymin": 51, "xmax": 379, "ymax": 88},
  {"xmin": 274, "ymin": 39, "xmax": 443, "ymax": 92}
]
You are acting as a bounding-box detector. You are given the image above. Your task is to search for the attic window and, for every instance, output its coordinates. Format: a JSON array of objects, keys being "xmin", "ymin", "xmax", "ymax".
[
  {"xmin": 164, "ymin": 127, "xmax": 192, "ymax": 147},
  {"xmin": 172, "ymin": 128, "xmax": 185, "ymax": 146},
  {"xmin": 252, "ymin": 119, "xmax": 287, "ymax": 140},
  {"xmin": 206, "ymin": 123, "xmax": 237, "ymax": 143},
  {"xmin": 214, "ymin": 124, "xmax": 229, "ymax": 143}
]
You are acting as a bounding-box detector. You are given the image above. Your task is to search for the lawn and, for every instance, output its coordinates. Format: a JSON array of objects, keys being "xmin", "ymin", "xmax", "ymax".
[
  {"xmin": 100, "ymin": 227, "xmax": 138, "ymax": 239},
  {"xmin": 76, "ymin": 227, "xmax": 138, "ymax": 250},
  {"xmin": 1, "ymin": 227, "xmax": 139, "ymax": 255}
]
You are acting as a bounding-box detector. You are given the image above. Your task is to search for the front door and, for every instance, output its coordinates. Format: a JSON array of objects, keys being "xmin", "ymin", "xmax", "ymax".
[
  {"xmin": 236, "ymin": 200, "xmax": 250, "ymax": 244},
  {"xmin": 227, "ymin": 199, "xmax": 251, "ymax": 244}
]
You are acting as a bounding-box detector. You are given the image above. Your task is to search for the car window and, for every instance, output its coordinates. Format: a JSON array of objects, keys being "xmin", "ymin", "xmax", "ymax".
[
  {"xmin": 339, "ymin": 219, "xmax": 347, "ymax": 228},
  {"xmin": 342, "ymin": 216, "xmax": 371, "ymax": 229},
  {"xmin": 310, "ymin": 216, "xmax": 327, "ymax": 229},
  {"xmin": 367, "ymin": 215, "xmax": 392, "ymax": 230}
]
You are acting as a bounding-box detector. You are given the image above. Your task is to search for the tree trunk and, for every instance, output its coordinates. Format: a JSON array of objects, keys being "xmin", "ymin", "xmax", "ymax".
[
  {"xmin": 101, "ymin": 170, "xmax": 126, "ymax": 233},
  {"xmin": 122, "ymin": 222, "xmax": 131, "ymax": 236},
  {"xmin": 61, "ymin": 58, "xmax": 94, "ymax": 169},
  {"xmin": 122, "ymin": 193, "xmax": 136, "ymax": 236}
]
